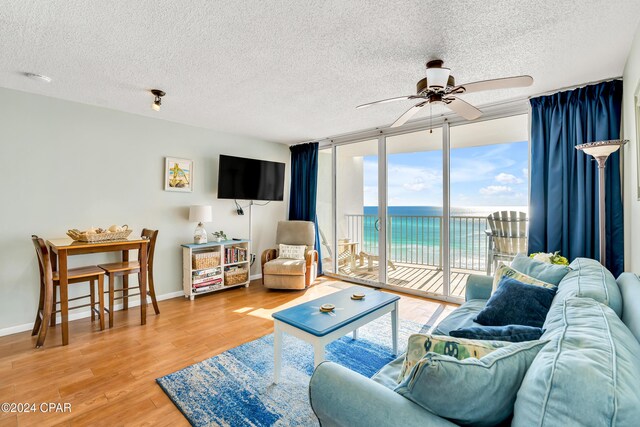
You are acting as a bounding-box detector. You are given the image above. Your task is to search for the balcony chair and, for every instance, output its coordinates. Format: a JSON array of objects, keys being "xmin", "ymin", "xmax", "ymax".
[
  {"xmin": 98, "ymin": 228, "xmax": 159, "ymax": 328},
  {"xmin": 261, "ymin": 221, "xmax": 318, "ymax": 290},
  {"xmin": 337, "ymin": 238, "xmax": 359, "ymax": 271},
  {"xmin": 485, "ymin": 211, "xmax": 528, "ymax": 275},
  {"xmin": 31, "ymin": 235, "xmax": 105, "ymax": 348}
]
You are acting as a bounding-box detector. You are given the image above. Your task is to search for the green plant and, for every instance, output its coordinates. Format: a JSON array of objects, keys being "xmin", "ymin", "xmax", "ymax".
[
  {"xmin": 211, "ymin": 230, "xmax": 227, "ymax": 240},
  {"xmin": 529, "ymin": 251, "xmax": 569, "ymax": 265}
]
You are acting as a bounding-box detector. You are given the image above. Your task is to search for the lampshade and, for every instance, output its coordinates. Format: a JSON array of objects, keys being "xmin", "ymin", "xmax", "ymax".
[
  {"xmin": 426, "ymin": 67, "xmax": 451, "ymax": 89},
  {"xmin": 189, "ymin": 205, "xmax": 212, "ymax": 223},
  {"xmin": 575, "ymin": 140, "xmax": 627, "ymax": 158}
]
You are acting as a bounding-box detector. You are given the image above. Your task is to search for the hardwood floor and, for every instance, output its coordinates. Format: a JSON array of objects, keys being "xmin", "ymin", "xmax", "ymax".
[{"xmin": 0, "ymin": 277, "xmax": 458, "ymax": 426}]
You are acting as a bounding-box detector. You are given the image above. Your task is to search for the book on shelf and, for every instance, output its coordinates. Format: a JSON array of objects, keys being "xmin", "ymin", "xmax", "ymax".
[
  {"xmin": 192, "ymin": 266, "xmax": 222, "ymax": 275},
  {"xmin": 225, "ymin": 246, "xmax": 248, "ymax": 264},
  {"xmin": 193, "ymin": 268, "xmax": 221, "ymax": 278},
  {"xmin": 192, "ymin": 283, "xmax": 223, "ymax": 293},
  {"xmin": 194, "ymin": 278, "xmax": 223, "ymax": 288},
  {"xmin": 193, "ymin": 275, "xmax": 223, "ymax": 285}
]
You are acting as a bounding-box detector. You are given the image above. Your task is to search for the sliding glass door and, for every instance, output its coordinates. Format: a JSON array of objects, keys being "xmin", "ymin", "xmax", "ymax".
[
  {"xmin": 384, "ymin": 128, "xmax": 445, "ymax": 296},
  {"xmin": 449, "ymin": 115, "xmax": 529, "ymax": 296},
  {"xmin": 319, "ymin": 113, "xmax": 529, "ymax": 302}
]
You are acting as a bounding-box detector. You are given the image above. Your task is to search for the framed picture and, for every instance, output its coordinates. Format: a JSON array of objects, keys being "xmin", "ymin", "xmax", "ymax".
[
  {"xmin": 636, "ymin": 81, "xmax": 640, "ymax": 200},
  {"xmin": 165, "ymin": 157, "xmax": 193, "ymax": 192}
]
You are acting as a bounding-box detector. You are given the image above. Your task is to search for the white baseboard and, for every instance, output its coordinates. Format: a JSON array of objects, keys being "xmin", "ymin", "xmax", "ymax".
[
  {"xmin": 250, "ymin": 273, "xmax": 262, "ymax": 281},
  {"xmin": 0, "ymin": 290, "xmax": 185, "ymax": 338}
]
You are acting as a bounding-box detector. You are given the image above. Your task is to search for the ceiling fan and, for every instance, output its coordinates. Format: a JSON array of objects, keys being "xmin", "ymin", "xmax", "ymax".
[{"xmin": 356, "ymin": 59, "xmax": 533, "ymax": 127}]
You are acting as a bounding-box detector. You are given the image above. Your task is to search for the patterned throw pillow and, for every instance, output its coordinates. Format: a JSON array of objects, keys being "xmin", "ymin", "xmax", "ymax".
[
  {"xmin": 277, "ymin": 244, "xmax": 306, "ymax": 260},
  {"xmin": 396, "ymin": 334, "xmax": 509, "ymax": 383},
  {"xmin": 492, "ymin": 263, "xmax": 555, "ymax": 293}
]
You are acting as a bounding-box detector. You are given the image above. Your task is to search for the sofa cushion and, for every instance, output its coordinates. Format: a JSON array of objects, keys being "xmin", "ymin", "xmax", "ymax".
[
  {"xmin": 263, "ymin": 258, "xmax": 306, "ymax": 275},
  {"xmin": 475, "ymin": 277, "xmax": 556, "ymax": 328},
  {"xmin": 513, "ymin": 297, "xmax": 640, "ymax": 426},
  {"xmin": 372, "ymin": 354, "xmax": 406, "ymax": 390},
  {"xmin": 397, "ymin": 334, "xmax": 509, "ymax": 383},
  {"xmin": 450, "ymin": 325, "xmax": 544, "ymax": 342},
  {"xmin": 617, "ymin": 272, "xmax": 640, "ymax": 342},
  {"xmin": 492, "ymin": 263, "xmax": 556, "ymax": 293},
  {"xmin": 396, "ymin": 340, "xmax": 547, "ymax": 427},
  {"xmin": 553, "ymin": 257, "xmax": 622, "ymax": 317},
  {"xmin": 432, "ymin": 299, "xmax": 486, "ymax": 335},
  {"xmin": 510, "ymin": 253, "xmax": 571, "ymax": 286}
]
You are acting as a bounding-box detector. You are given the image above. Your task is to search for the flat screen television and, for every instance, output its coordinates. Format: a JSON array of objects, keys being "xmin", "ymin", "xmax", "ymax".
[{"xmin": 217, "ymin": 155, "xmax": 285, "ymax": 201}]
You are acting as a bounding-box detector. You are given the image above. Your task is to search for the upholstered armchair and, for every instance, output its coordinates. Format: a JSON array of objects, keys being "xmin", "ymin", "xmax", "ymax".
[{"xmin": 261, "ymin": 221, "xmax": 318, "ymax": 290}]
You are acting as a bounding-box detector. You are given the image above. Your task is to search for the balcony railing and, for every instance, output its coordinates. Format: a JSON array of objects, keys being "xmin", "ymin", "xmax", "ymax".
[{"xmin": 344, "ymin": 214, "xmax": 490, "ymax": 272}]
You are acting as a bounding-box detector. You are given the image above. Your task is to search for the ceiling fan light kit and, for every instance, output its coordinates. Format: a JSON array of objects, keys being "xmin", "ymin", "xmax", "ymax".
[
  {"xmin": 357, "ymin": 59, "xmax": 533, "ymax": 128},
  {"xmin": 424, "ymin": 59, "xmax": 451, "ymax": 89},
  {"xmin": 151, "ymin": 89, "xmax": 165, "ymax": 111}
]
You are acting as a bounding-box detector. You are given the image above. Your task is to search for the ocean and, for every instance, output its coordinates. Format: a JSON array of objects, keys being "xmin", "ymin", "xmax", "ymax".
[{"xmin": 347, "ymin": 205, "xmax": 527, "ymax": 271}]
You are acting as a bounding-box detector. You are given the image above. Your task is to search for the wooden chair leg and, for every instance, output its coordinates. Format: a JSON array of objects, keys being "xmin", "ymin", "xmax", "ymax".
[
  {"xmin": 108, "ymin": 275, "xmax": 115, "ymax": 328},
  {"xmin": 36, "ymin": 278, "xmax": 54, "ymax": 348},
  {"xmin": 97, "ymin": 275, "xmax": 105, "ymax": 331},
  {"xmin": 122, "ymin": 275, "xmax": 129, "ymax": 310},
  {"xmin": 32, "ymin": 279, "xmax": 45, "ymax": 336},
  {"xmin": 147, "ymin": 271, "xmax": 160, "ymax": 315},
  {"xmin": 90, "ymin": 279, "xmax": 95, "ymax": 322},
  {"xmin": 50, "ymin": 286, "xmax": 57, "ymax": 326}
]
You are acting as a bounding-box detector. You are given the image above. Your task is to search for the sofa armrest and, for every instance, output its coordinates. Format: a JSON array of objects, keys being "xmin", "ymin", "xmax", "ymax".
[
  {"xmin": 261, "ymin": 248, "xmax": 277, "ymax": 267},
  {"xmin": 464, "ymin": 274, "xmax": 493, "ymax": 301},
  {"xmin": 305, "ymin": 249, "xmax": 318, "ymax": 267},
  {"xmin": 309, "ymin": 362, "xmax": 457, "ymax": 427}
]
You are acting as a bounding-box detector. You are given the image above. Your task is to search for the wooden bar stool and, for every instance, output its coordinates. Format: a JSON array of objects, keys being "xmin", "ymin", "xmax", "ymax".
[
  {"xmin": 98, "ymin": 229, "xmax": 159, "ymax": 327},
  {"xmin": 31, "ymin": 236, "xmax": 105, "ymax": 348}
]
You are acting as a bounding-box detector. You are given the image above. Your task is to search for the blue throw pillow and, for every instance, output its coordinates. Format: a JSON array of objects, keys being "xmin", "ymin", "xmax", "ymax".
[
  {"xmin": 510, "ymin": 254, "xmax": 570, "ymax": 286},
  {"xmin": 395, "ymin": 340, "xmax": 547, "ymax": 427},
  {"xmin": 474, "ymin": 277, "xmax": 556, "ymax": 328},
  {"xmin": 450, "ymin": 325, "xmax": 544, "ymax": 342}
]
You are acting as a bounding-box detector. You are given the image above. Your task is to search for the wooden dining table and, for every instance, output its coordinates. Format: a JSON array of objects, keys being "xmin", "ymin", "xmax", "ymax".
[{"xmin": 45, "ymin": 236, "xmax": 149, "ymax": 345}]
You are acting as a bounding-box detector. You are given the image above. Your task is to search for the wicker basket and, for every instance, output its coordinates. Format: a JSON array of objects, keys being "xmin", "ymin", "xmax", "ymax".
[
  {"xmin": 67, "ymin": 227, "xmax": 132, "ymax": 242},
  {"xmin": 192, "ymin": 251, "xmax": 221, "ymax": 270},
  {"xmin": 224, "ymin": 267, "xmax": 249, "ymax": 285}
]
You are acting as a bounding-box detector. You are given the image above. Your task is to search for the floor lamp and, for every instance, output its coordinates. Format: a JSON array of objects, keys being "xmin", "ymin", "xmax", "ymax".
[{"xmin": 575, "ymin": 139, "xmax": 627, "ymax": 266}]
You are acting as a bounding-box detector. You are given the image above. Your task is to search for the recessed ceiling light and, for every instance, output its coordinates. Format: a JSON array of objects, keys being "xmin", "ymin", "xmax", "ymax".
[{"xmin": 24, "ymin": 72, "xmax": 52, "ymax": 83}]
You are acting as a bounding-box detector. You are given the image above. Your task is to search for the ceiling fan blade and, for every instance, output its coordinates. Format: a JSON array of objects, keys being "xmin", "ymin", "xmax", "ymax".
[
  {"xmin": 356, "ymin": 95, "xmax": 418, "ymax": 109},
  {"xmin": 455, "ymin": 75, "xmax": 533, "ymax": 94},
  {"xmin": 445, "ymin": 97, "xmax": 482, "ymax": 120},
  {"xmin": 390, "ymin": 101, "xmax": 429, "ymax": 128}
]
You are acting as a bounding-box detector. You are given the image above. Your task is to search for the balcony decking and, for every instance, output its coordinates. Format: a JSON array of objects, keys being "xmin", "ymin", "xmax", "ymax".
[{"xmin": 335, "ymin": 262, "xmax": 477, "ymax": 299}]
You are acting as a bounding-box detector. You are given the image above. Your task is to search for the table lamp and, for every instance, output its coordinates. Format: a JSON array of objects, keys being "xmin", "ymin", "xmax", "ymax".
[
  {"xmin": 575, "ymin": 139, "xmax": 627, "ymax": 266},
  {"xmin": 189, "ymin": 205, "xmax": 212, "ymax": 244}
]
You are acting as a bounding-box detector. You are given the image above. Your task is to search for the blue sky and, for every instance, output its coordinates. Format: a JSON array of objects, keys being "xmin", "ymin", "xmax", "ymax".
[{"xmin": 363, "ymin": 141, "xmax": 529, "ymax": 207}]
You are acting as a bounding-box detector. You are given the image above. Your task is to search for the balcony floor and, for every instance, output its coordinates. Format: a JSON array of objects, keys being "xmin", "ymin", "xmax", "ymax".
[{"xmin": 333, "ymin": 261, "xmax": 480, "ymax": 299}]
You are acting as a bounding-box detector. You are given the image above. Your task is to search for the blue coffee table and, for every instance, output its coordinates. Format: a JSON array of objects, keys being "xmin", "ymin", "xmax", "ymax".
[{"xmin": 271, "ymin": 285, "xmax": 400, "ymax": 383}]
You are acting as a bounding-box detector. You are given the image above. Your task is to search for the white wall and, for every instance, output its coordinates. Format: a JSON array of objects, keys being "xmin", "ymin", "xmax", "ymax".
[
  {"xmin": 0, "ymin": 87, "xmax": 290, "ymax": 332},
  {"xmin": 623, "ymin": 24, "xmax": 640, "ymax": 273}
]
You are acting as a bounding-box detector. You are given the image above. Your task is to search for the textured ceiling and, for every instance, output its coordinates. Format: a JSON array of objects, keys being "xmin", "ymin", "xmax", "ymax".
[{"xmin": 1, "ymin": 1, "xmax": 639, "ymax": 144}]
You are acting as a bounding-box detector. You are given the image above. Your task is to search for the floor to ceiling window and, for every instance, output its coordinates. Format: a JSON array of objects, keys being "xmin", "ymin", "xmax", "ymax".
[{"xmin": 319, "ymin": 113, "xmax": 529, "ymax": 302}]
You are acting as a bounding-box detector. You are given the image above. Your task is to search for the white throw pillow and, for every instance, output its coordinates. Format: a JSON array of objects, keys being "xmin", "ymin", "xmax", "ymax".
[{"xmin": 278, "ymin": 244, "xmax": 306, "ymax": 260}]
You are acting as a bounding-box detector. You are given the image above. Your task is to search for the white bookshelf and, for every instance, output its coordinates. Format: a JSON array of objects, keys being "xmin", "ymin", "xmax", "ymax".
[{"xmin": 181, "ymin": 239, "xmax": 251, "ymax": 300}]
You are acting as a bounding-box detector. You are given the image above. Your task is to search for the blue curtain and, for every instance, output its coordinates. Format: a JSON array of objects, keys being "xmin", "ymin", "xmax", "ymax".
[
  {"xmin": 289, "ymin": 142, "xmax": 322, "ymax": 275},
  {"xmin": 529, "ymin": 80, "xmax": 623, "ymax": 276}
]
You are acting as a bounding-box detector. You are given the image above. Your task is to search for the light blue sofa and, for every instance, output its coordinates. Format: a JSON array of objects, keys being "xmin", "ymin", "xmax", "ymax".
[{"xmin": 309, "ymin": 258, "xmax": 640, "ymax": 426}]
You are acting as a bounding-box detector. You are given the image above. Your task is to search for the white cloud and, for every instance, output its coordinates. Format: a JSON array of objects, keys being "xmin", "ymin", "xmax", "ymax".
[
  {"xmin": 522, "ymin": 168, "xmax": 528, "ymax": 177},
  {"xmin": 495, "ymin": 173, "xmax": 523, "ymax": 184},
  {"xmin": 403, "ymin": 177, "xmax": 428, "ymax": 192},
  {"xmin": 480, "ymin": 185, "xmax": 513, "ymax": 195}
]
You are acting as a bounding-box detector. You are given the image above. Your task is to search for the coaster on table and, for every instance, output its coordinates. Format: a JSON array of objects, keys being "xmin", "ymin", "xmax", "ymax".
[{"xmin": 320, "ymin": 303, "xmax": 335, "ymax": 313}]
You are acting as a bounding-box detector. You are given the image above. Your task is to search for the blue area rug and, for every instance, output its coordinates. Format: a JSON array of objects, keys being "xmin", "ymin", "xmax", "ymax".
[{"xmin": 157, "ymin": 316, "xmax": 430, "ymax": 426}]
